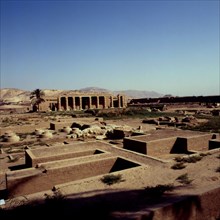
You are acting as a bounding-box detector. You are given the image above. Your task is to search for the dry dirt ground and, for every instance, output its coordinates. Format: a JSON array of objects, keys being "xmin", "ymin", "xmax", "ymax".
[{"xmin": 0, "ymin": 106, "xmax": 220, "ymax": 219}]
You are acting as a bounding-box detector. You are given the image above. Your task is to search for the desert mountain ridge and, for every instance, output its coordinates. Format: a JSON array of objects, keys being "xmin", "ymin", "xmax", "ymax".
[{"xmin": 0, "ymin": 87, "xmax": 164, "ymax": 103}]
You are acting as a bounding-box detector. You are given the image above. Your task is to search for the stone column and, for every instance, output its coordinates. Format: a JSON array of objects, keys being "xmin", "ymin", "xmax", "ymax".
[
  {"xmin": 122, "ymin": 95, "xmax": 126, "ymax": 108},
  {"xmin": 58, "ymin": 97, "xmax": 61, "ymax": 111},
  {"xmin": 104, "ymin": 96, "xmax": 107, "ymax": 109},
  {"xmin": 97, "ymin": 96, "xmax": 99, "ymax": 109},
  {"xmin": 79, "ymin": 97, "xmax": 82, "ymax": 110},
  {"xmin": 89, "ymin": 96, "xmax": 92, "ymax": 109},
  {"xmin": 111, "ymin": 96, "xmax": 114, "ymax": 108},
  {"xmin": 73, "ymin": 96, "xmax": 76, "ymax": 110},
  {"xmin": 120, "ymin": 96, "xmax": 123, "ymax": 108},
  {"xmin": 119, "ymin": 95, "xmax": 122, "ymax": 108},
  {"xmin": 66, "ymin": 97, "xmax": 69, "ymax": 111}
]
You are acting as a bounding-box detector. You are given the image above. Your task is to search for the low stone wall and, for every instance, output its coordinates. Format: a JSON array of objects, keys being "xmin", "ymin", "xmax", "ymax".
[
  {"xmin": 124, "ymin": 133, "xmax": 218, "ymax": 156},
  {"xmin": 24, "ymin": 141, "xmax": 110, "ymax": 167},
  {"xmin": 123, "ymin": 138, "xmax": 147, "ymax": 154},
  {"xmin": 147, "ymin": 137, "xmax": 178, "ymax": 156},
  {"xmin": 25, "ymin": 148, "xmax": 106, "ymax": 167},
  {"xmin": 6, "ymin": 156, "xmax": 140, "ymax": 198},
  {"xmin": 185, "ymin": 134, "xmax": 215, "ymax": 151},
  {"xmin": 124, "ymin": 137, "xmax": 187, "ymax": 156},
  {"xmin": 6, "ymin": 157, "xmax": 117, "ymax": 198}
]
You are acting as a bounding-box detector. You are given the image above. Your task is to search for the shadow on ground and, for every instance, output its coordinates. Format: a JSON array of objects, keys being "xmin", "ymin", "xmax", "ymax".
[{"xmin": 1, "ymin": 185, "xmax": 214, "ymax": 220}]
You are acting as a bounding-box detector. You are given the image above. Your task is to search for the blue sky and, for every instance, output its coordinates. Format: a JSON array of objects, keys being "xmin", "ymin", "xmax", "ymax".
[{"xmin": 1, "ymin": 0, "xmax": 219, "ymax": 96}]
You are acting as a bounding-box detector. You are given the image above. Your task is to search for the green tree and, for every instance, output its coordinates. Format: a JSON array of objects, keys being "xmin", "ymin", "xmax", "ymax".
[{"xmin": 30, "ymin": 89, "xmax": 45, "ymax": 112}]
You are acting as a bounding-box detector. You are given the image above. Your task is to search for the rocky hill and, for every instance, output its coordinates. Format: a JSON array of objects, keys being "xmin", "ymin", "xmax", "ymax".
[
  {"xmin": 0, "ymin": 88, "xmax": 30, "ymax": 103},
  {"xmin": 113, "ymin": 90, "xmax": 163, "ymax": 99},
  {"xmin": 0, "ymin": 87, "xmax": 163, "ymax": 104}
]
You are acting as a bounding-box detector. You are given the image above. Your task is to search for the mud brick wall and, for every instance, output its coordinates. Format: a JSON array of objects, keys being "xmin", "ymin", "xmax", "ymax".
[
  {"xmin": 25, "ymin": 150, "xmax": 35, "ymax": 167},
  {"xmin": 6, "ymin": 168, "xmax": 44, "ymax": 198},
  {"xmin": 26, "ymin": 149, "xmax": 101, "ymax": 167},
  {"xmin": 124, "ymin": 137, "xmax": 180, "ymax": 156},
  {"xmin": 146, "ymin": 137, "xmax": 177, "ymax": 156},
  {"xmin": 124, "ymin": 133, "xmax": 216, "ymax": 156},
  {"xmin": 6, "ymin": 157, "xmax": 117, "ymax": 198},
  {"xmin": 44, "ymin": 157, "xmax": 116, "ymax": 183},
  {"xmin": 123, "ymin": 138, "xmax": 147, "ymax": 154},
  {"xmin": 185, "ymin": 134, "xmax": 214, "ymax": 151}
]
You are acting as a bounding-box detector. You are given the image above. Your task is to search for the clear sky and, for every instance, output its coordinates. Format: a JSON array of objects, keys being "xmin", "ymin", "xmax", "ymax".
[{"xmin": 0, "ymin": 0, "xmax": 219, "ymax": 96}]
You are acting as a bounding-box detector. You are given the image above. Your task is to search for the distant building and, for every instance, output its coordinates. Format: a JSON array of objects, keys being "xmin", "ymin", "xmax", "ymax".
[
  {"xmin": 37, "ymin": 92, "xmax": 127, "ymax": 112},
  {"xmin": 129, "ymin": 95, "xmax": 220, "ymax": 107}
]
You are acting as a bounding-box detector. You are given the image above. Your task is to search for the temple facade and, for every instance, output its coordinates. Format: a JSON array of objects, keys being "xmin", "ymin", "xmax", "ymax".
[{"xmin": 37, "ymin": 93, "xmax": 127, "ymax": 112}]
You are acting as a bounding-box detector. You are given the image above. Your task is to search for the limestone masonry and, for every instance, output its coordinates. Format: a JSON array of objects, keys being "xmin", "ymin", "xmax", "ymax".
[{"xmin": 38, "ymin": 92, "xmax": 127, "ymax": 111}]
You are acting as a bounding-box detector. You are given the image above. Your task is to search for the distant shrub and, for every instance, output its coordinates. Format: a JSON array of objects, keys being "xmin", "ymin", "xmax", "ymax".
[
  {"xmin": 100, "ymin": 174, "xmax": 125, "ymax": 185},
  {"xmin": 143, "ymin": 184, "xmax": 174, "ymax": 197},
  {"xmin": 176, "ymin": 173, "xmax": 193, "ymax": 185}
]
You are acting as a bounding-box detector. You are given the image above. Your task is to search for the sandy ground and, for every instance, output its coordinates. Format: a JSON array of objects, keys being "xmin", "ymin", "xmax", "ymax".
[{"xmin": 0, "ymin": 108, "xmax": 220, "ymax": 219}]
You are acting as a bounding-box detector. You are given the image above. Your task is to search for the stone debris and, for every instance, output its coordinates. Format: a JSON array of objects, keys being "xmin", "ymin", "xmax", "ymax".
[{"xmin": 2, "ymin": 131, "xmax": 20, "ymax": 143}]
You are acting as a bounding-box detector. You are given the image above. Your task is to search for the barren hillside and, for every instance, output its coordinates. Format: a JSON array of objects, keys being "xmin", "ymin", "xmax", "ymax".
[
  {"xmin": 0, "ymin": 89, "xmax": 64, "ymax": 103},
  {"xmin": 0, "ymin": 87, "xmax": 163, "ymax": 104}
]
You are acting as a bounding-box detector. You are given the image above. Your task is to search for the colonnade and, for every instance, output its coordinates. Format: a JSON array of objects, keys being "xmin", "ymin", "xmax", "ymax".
[{"xmin": 58, "ymin": 94, "xmax": 126, "ymax": 111}]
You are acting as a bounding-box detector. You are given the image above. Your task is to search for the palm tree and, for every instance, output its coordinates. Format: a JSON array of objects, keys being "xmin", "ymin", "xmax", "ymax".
[{"xmin": 30, "ymin": 89, "xmax": 45, "ymax": 112}]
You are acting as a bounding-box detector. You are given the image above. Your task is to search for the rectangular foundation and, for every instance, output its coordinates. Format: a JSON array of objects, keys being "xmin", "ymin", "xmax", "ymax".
[
  {"xmin": 124, "ymin": 131, "xmax": 218, "ymax": 156},
  {"xmin": 26, "ymin": 148, "xmax": 106, "ymax": 167},
  {"xmin": 6, "ymin": 157, "xmax": 140, "ymax": 198},
  {"xmin": 25, "ymin": 143, "xmax": 108, "ymax": 167}
]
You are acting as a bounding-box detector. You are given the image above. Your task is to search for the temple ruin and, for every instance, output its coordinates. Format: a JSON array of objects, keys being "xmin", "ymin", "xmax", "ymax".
[{"xmin": 37, "ymin": 93, "xmax": 127, "ymax": 112}]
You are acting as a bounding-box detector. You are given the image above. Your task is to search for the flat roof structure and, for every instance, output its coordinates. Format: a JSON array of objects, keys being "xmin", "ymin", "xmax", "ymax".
[{"xmin": 123, "ymin": 129, "xmax": 219, "ymax": 156}]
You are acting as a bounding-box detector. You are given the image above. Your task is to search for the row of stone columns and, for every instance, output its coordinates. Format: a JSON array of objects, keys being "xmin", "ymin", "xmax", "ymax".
[
  {"xmin": 58, "ymin": 95, "xmax": 126, "ymax": 111},
  {"xmin": 58, "ymin": 96, "xmax": 106, "ymax": 111}
]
